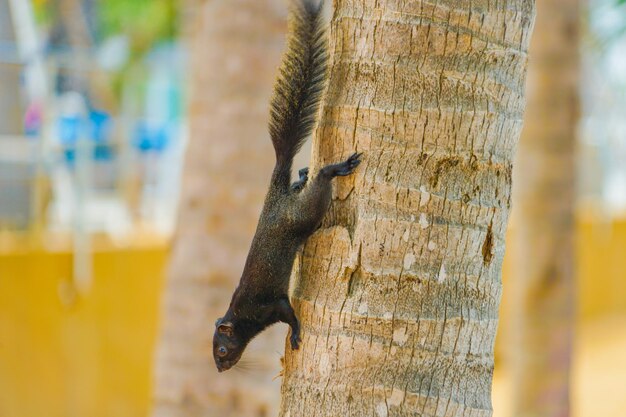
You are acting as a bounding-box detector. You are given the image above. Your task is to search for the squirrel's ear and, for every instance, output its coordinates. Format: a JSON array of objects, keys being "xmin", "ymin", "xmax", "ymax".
[{"xmin": 217, "ymin": 322, "xmax": 234, "ymax": 337}]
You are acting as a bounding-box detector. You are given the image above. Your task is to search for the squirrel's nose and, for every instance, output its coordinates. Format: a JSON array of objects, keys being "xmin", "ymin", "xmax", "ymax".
[{"xmin": 216, "ymin": 361, "xmax": 229, "ymax": 372}]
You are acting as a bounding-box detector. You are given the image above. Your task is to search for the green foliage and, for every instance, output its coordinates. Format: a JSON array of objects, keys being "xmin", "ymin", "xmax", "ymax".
[
  {"xmin": 99, "ymin": 0, "xmax": 179, "ymax": 52},
  {"xmin": 30, "ymin": 0, "xmax": 182, "ymax": 109},
  {"xmin": 99, "ymin": 0, "xmax": 180, "ymax": 103},
  {"xmin": 32, "ymin": 1, "xmax": 53, "ymax": 26},
  {"xmin": 32, "ymin": 0, "xmax": 179, "ymax": 48}
]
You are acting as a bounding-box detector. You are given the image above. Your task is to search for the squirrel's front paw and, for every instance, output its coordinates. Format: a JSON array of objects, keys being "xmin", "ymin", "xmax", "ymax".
[
  {"xmin": 290, "ymin": 332, "xmax": 302, "ymax": 350},
  {"xmin": 334, "ymin": 152, "xmax": 362, "ymax": 176}
]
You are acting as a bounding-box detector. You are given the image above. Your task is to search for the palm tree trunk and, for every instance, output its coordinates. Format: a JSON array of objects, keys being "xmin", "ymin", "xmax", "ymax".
[
  {"xmin": 279, "ymin": 1, "xmax": 535, "ymax": 416},
  {"xmin": 509, "ymin": 0, "xmax": 578, "ymax": 415},
  {"xmin": 152, "ymin": 1, "xmax": 286, "ymax": 416}
]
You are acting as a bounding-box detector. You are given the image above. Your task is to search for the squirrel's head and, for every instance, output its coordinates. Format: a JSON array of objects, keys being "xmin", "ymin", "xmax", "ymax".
[{"xmin": 212, "ymin": 317, "xmax": 245, "ymax": 372}]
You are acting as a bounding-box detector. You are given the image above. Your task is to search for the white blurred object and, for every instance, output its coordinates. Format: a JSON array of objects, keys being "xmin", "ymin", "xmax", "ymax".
[
  {"xmin": 58, "ymin": 91, "xmax": 87, "ymax": 116},
  {"xmin": 47, "ymin": 191, "xmax": 133, "ymax": 237},
  {"xmin": 98, "ymin": 35, "xmax": 129, "ymax": 71},
  {"xmin": 604, "ymin": 171, "xmax": 626, "ymax": 213},
  {"xmin": 8, "ymin": 0, "xmax": 47, "ymax": 100},
  {"xmin": 580, "ymin": 0, "xmax": 626, "ymax": 215}
]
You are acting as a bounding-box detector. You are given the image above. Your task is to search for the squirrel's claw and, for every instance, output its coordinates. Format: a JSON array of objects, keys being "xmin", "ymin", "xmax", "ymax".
[
  {"xmin": 290, "ymin": 332, "xmax": 302, "ymax": 350},
  {"xmin": 334, "ymin": 152, "xmax": 362, "ymax": 176}
]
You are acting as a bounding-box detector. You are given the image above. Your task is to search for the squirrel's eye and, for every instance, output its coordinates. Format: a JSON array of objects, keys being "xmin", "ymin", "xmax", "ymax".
[{"xmin": 217, "ymin": 346, "xmax": 228, "ymax": 357}]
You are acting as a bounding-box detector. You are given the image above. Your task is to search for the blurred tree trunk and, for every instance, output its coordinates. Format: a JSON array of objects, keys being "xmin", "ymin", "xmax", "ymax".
[
  {"xmin": 152, "ymin": 1, "xmax": 286, "ymax": 416},
  {"xmin": 279, "ymin": 1, "xmax": 535, "ymax": 416},
  {"xmin": 509, "ymin": 0, "xmax": 578, "ymax": 415},
  {"xmin": 52, "ymin": 0, "xmax": 93, "ymax": 95},
  {"xmin": 0, "ymin": 0, "xmax": 23, "ymax": 135}
]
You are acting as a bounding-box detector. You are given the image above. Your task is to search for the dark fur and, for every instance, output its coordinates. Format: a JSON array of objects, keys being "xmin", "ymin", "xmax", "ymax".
[{"xmin": 213, "ymin": 0, "xmax": 362, "ymax": 372}]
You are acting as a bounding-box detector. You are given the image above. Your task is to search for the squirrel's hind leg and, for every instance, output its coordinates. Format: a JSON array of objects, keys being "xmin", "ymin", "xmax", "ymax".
[{"xmin": 290, "ymin": 167, "xmax": 309, "ymax": 193}]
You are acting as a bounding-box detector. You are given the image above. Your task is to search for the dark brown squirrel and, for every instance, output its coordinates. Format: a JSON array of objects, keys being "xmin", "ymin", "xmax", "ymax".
[{"xmin": 212, "ymin": 0, "xmax": 361, "ymax": 372}]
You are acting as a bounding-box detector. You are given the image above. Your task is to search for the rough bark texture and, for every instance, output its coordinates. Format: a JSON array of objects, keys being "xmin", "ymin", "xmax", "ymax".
[
  {"xmin": 509, "ymin": 0, "xmax": 578, "ymax": 415},
  {"xmin": 151, "ymin": 1, "xmax": 287, "ymax": 416},
  {"xmin": 279, "ymin": 1, "xmax": 535, "ymax": 416}
]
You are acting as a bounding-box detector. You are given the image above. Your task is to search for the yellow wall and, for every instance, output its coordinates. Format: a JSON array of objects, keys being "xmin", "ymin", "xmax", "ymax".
[
  {"xmin": 575, "ymin": 215, "xmax": 626, "ymax": 318},
  {"xmin": 501, "ymin": 214, "xmax": 626, "ymax": 320},
  {"xmin": 0, "ymin": 237, "xmax": 168, "ymax": 417}
]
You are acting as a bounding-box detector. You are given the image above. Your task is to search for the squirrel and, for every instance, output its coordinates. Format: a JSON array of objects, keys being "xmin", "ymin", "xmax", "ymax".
[{"xmin": 212, "ymin": 0, "xmax": 362, "ymax": 373}]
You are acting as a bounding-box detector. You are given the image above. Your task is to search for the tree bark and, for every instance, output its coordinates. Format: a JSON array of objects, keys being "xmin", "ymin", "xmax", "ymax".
[
  {"xmin": 152, "ymin": 1, "xmax": 287, "ymax": 416},
  {"xmin": 279, "ymin": 1, "xmax": 535, "ymax": 416},
  {"xmin": 509, "ymin": 0, "xmax": 578, "ymax": 415}
]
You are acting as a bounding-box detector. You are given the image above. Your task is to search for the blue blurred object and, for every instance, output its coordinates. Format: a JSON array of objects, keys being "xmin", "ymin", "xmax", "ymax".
[
  {"xmin": 89, "ymin": 110, "xmax": 111, "ymax": 143},
  {"xmin": 57, "ymin": 110, "xmax": 112, "ymax": 145},
  {"xmin": 132, "ymin": 121, "xmax": 172, "ymax": 153},
  {"xmin": 58, "ymin": 115, "xmax": 81, "ymax": 145},
  {"xmin": 63, "ymin": 144, "xmax": 114, "ymax": 163},
  {"xmin": 57, "ymin": 110, "xmax": 114, "ymax": 162},
  {"xmin": 131, "ymin": 42, "xmax": 183, "ymax": 155}
]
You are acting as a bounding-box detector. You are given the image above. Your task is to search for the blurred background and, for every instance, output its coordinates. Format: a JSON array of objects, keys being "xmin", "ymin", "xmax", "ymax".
[{"xmin": 0, "ymin": 0, "xmax": 624, "ymax": 417}]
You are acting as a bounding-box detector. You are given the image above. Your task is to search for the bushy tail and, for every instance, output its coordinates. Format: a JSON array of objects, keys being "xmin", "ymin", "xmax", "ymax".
[{"xmin": 268, "ymin": 0, "xmax": 328, "ymax": 169}]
